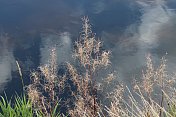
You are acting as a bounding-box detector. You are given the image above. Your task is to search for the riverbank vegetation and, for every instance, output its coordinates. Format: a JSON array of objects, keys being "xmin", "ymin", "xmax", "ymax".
[{"xmin": 0, "ymin": 17, "xmax": 176, "ymax": 117}]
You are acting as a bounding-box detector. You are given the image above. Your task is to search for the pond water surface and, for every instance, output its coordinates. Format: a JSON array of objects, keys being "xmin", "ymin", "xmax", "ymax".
[{"xmin": 0, "ymin": 0, "xmax": 176, "ymax": 97}]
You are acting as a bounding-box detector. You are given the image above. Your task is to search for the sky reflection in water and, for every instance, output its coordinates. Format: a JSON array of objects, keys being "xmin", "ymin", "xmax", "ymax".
[{"xmin": 0, "ymin": 0, "xmax": 176, "ymax": 94}]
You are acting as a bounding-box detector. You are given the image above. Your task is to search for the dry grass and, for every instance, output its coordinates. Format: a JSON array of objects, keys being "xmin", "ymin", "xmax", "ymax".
[
  {"xmin": 24, "ymin": 17, "xmax": 176, "ymax": 117},
  {"xmin": 68, "ymin": 16, "xmax": 111, "ymax": 117},
  {"xmin": 27, "ymin": 48, "xmax": 67, "ymax": 116},
  {"xmin": 106, "ymin": 54, "xmax": 176, "ymax": 117},
  {"xmin": 16, "ymin": 60, "xmax": 24, "ymax": 87},
  {"xmin": 26, "ymin": 17, "xmax": 112, "ymax": 117}
]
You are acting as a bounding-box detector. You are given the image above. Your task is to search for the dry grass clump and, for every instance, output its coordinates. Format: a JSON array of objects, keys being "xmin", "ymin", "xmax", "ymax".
[
  {"xmin": 106, "ymin": 54, "xmax": 176, "ymax": 117},
  {"xmin": 27, "ymin": 48, "xmax": 67, "ymax": 116},
  {"xmin": 67, "ymin": 17, "xmax": 111, "ymax": 117},
  {"xmin": 25, "ymin": 17, "xmax": 112, "ymax": 117},
  {"xmin": 24, "ymin": 16, "xmax": 176, "ymax": 117}
]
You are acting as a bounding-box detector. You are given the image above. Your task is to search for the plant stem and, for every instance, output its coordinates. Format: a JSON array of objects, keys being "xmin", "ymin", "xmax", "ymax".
[{"xmin": 159, "ymin": 90, "xmax": 164, "ymax": 117}]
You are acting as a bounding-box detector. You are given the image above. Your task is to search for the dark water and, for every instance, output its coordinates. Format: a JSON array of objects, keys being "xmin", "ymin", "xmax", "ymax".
[{"xmin": 0, "ymin": 0, "xmax": 176, "ymax": 97}]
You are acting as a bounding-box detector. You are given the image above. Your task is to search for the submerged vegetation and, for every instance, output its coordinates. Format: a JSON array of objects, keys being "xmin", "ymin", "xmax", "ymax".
[{"xmin": 1, "ymin": 17, "xmax": 176, "ymax": 117}]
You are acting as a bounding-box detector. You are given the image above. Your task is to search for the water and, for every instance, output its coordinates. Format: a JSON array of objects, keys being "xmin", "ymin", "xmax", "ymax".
[{"xmin": 0, "ymin": 0, "xmax": 176, "ymax": 96}]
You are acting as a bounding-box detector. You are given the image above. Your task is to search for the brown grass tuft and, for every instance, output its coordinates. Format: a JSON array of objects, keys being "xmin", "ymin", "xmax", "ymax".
[{"xmin": 27, "ymin": 48, "xmax": 67, "ymax": 116}]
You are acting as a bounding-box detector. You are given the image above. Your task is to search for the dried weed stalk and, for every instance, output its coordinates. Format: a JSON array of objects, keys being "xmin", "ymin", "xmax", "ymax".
[
  {"xmin": 68, "ymin": 17, "xmax": 111, "ymax": 117},
  {"xmin": 27, "ymin": 48, "xmax": 66, "ymax": 116}
]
